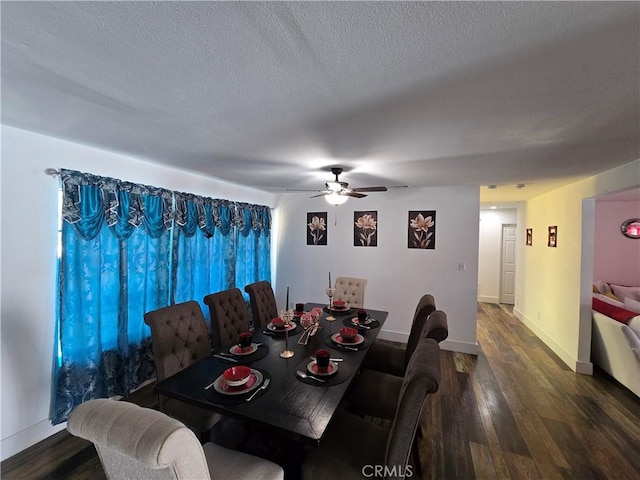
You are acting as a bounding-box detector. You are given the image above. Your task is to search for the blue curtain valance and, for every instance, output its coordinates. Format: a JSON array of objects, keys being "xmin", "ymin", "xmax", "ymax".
[{"xmin": 61, "ymin": 169, "xmax": 173, "ymax": 240}]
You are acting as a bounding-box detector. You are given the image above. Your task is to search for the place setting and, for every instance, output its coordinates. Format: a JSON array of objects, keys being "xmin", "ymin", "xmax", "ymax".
[
  {"xmin": 203, "ymin": 365, "xmax": 271, "ymax": 405},
  {"xmin": 325, "ymin": 327, "xmax": 368, "ymax": 352},
  {"xmin": 343, "ymin": 308, "xmax": 380, "ymax": 331},
  {"xmin": 213, "ymin": 332, "xmax": 269, "ymax": 364},
  {"xmin": 323, "ymin": 299, "xmax": 353, "ymax": 316},
  {"xmin": 262, "ymin": 316, "xmax": 302, "ymax": 337},
  {"xmin": 294, "ymin": 349, "xmax": 351, "ymax": 386}
]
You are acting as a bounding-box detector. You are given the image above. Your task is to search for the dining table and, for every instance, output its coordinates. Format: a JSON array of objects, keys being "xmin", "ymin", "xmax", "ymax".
[{"xmin": 154, "ymin": 302, "xmax": 388, "ymax": 445}]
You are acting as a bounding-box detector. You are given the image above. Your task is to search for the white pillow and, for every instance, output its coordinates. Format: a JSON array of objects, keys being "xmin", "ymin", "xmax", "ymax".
[
  {"xmin": 624, "ymin": 297, "xmax": 640, "ymax": 315},
  {"xmin": 593, "ymin": 293, "xmax": 625, "ymax": 309},
  {"xmin": 610, "ymin": 284, "xmax": 640, "ymax": 303}
]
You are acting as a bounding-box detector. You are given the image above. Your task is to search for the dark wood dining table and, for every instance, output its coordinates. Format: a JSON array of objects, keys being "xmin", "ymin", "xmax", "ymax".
[{"xmin": 154, "ymin": 302, "xmax": 388, "ymax": 445}]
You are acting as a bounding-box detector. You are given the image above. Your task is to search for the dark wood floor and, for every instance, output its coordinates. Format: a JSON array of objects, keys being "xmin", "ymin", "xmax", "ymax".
[{"xmin": 3, "ymin": 303, "xmax": 639, "ymax": 479}]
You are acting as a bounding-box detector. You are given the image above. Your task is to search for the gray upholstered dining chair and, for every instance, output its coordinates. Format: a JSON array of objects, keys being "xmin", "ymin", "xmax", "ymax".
[
  {"xmin": 301, "ymin": 339, "xmax": 441, "ymax": 480},
  {"xmin": 67, "ymin": 399, "xmax": 284, "ymax": 480},
  {"xmin": 245, "ymin": 281, "xmax": 278, "ymax": 330},
  {"xmin": 362, "ymin": 295, "xmax": 443, "ymax": 377},
  {"xmin": 144, "ymin": 301, "xmax": 221, "ymax": 440},
  {"xmin": 204, "ymin": 288, "xmax": 251, "ymax": 351},
  {"xmin": 333, "ymin": 276, "xmax": 367, "ymax": 308},
  {"xmin": 346, "ymin": 317, "xmax": 446, "ymax": 421}
]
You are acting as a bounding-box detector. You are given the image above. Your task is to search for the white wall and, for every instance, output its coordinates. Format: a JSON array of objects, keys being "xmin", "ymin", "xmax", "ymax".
[
  {"xmin": 514, "ymin": 159, "xmax": 640, "ymax": 374},
  {"xmin": 478, "ymin": 208, "xmax": 518, "ymax": 303},
  {"xmin": 0, "ymin": 125, "xmax": 276, "ymax": 461},
  {"xmin": 274, "ymin": 186, "xmax": 481, "ymax": 355},
  {"xmin": 593, "ymin": 201, "xmax": 640, "ymax": 286}
]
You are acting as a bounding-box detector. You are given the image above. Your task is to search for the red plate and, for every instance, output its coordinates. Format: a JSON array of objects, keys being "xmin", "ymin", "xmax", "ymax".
[
  {"xmin": 331, "ymin": 333, "xmax": 364, "ymax": 346},
  {"xmin": 229, "ymin": 344, "xmax": 259, "ymax": 356},
  {"xmin": 213, "ymin": 370, "xmax": 265, "ymax": 396},
  {"xmin": 307, "ymin": 360, "xmax": 338, "ymax": 376}
]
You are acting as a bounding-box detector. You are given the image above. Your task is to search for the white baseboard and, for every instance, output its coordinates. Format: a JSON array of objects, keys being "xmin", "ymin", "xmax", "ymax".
[
  {"xmin": 513, "ymin": 308, "xmax": 592, "ymax": 375},
  {"xmin": 1, "ymin": 418, "xmax": 67, "ymax": 462},
  {"xmin": 441, "ymin": 339, "xmax": 480, "ymax": 355},
  {"xmin": 477, "ymin": 295, "xmax": 499, "ymax": 304},
  {"xmin": 378, "ymin": 330, "xmax": 480, "ymax": 355},
  {"xmin": 377, "ymin": 329, "xmax": 409, "ymax": 344}
]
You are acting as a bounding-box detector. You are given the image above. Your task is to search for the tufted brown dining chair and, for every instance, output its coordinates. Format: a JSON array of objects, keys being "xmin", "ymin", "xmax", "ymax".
[
  {"xmin": 68, "ymin": 399, "xmax": 284, "ymax": 480},
  {"xmin": 333, "ymin": 276, "xmax": 367, "ymax": 308},
  {"xmin": 362, "ymin": 294, "xmax": 443, "ymax": 377},
  {"xmin": 144, "ymin": 301, "xmax": 221, "ymax": 439},
  {"xmin": 302, "ymin": 339, "xmax": 441, "ymax": 480},
  {"xmin": 204, "ymin": 288, "xmax": 251, "ymax": 351},
  {"xmin": 245, "ymin": 281, "xmax": 278, "ymax": 330}
]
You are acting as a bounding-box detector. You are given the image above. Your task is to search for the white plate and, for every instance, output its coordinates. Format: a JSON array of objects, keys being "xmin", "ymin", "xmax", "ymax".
[
  {"xmin": 306, "ymin": 360, "xmax": 339, "ymax": 377},
  {"xmin": 266, "ymin": 321, "xmax": 297, "ymax": 332},
  {"xmin": 213, "ymin": 369, "xmax": 264, "ymax": 396},
  {"xmin": 331, "ymin": 332, "xmax": 364, "ymax": 346},
  {"xmin": 229, "ymin": 343, "xmax": 259, "ymax": 356}
]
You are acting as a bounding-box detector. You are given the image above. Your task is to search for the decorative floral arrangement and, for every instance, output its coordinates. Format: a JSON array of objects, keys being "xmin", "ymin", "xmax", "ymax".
[
  {"xmin": 279, "ymin": 309, "xmax": 294, "ymax": 324},
  {"xmin": 300, "ymin": 307, "xmax": 323, "ymax": 329},
  {"xmin": 297, "ymin": 307, "xmax": 323, "ymax": 345}
]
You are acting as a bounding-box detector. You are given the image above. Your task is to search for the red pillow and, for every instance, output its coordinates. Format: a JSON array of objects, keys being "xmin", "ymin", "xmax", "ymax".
[{"xmin": 592, "ymin": 297, "xmax": 637, "ymax": 324}]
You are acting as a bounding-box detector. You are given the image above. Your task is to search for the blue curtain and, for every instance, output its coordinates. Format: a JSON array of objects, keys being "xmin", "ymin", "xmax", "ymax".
[
  {"xmin": 51, "ymin": 170, "xmax": 173, "ymax": 424},
  {"xmin": 52, "ymin": 170, "xmax": 272, "ymax": 425},
  {"xmin": 172, "ymin": 194, "xmax": 236, "ymax": 320},
  {"xmin": 235, "ymin": 203, "xmax": 271, "ymax": 295}
]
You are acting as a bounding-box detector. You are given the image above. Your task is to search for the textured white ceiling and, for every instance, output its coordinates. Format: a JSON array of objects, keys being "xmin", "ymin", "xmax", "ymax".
[{"xmin": 2, "ymin": 1, "xmax": 638, "ymax": 202}]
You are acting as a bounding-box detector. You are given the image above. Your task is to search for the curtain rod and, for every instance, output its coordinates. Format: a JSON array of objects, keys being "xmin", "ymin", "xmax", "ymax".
[{"xmin": 45, "ymin": 168, "xmax": 60, "ymax": 177}]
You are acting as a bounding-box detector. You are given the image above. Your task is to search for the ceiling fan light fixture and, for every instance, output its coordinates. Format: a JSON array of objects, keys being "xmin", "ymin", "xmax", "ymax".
[{"xmin": 325, "ymin": 192, "xmax": 348, "ymax": 205}]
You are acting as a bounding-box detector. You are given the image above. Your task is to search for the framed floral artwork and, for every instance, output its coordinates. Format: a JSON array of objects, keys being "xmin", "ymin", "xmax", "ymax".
[
  {"xmin": 526, "ymin": 228, "xmax": 532, "ymax": 246},
  {"xmin": 307, "ymin": 212, "xmax": 327, "ymax": 245},
  {"xmin": 408, "ymin": 210, "xmax": 436, "ymax": 249},
  {"xmin": 354, "ymin": 211, "xmax": 377, "ymax": 247},
  {"xmin": 548, "ymin": 225, "xmax": 557, "ymax": 247}
]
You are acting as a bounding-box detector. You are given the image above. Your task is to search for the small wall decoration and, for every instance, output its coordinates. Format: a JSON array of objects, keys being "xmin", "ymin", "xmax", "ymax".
[
  {"xmin": 548, "ymin": 225, "xmax": 557, "ymax": 247},
  {"xmin": 307, "ymin": 212, "xmax": 327, "ymax": 245},
  {"xmin": 526, "ymin": 228, "xmax": 533, "ymax": 246},
  {"xmin": 408, "ymin": 210, "xmax": 436, "ymax": 249},
  {"xmin": 621, "ymin": 218, "xmax": 640, "ymax": 239},
  {"xmin": 354, "ymin": 211, "xmax": 378, "ymax": 247}
]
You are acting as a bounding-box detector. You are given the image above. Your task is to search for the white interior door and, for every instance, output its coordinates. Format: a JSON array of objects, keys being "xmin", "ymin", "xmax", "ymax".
[{"xmin": 500, "ymin": 224, "xmax": 517, "ymax": 304}]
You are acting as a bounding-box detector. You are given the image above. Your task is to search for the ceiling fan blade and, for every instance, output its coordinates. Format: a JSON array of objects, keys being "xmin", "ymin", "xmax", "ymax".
[
  {"xmin": 351, "ymin": 186, "xmax": 388, "ymax": 193},
  {"xmin": 286, "ymin": 189, "xmax": 325, "ymax": 192},
  {"xmin": 347, "ymin": 192, "xmax": 367, "ymax": 198},
  {"xmin": 310, "ymin": 192, "xmax": 329, "ymax": 198}
]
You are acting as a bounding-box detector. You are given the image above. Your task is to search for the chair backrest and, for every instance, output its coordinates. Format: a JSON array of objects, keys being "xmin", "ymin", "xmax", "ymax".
[
  {"xmin": 67, "ymin": 399, "xmax": 211, "ymax": 480},
  {"xmin": 334, "ymin": 277, "xmax": 367, "ymax": 308},
  {"xmin": 404, "ymin": 294, "xmax": 437, "ymax": 370},
  {"xmin": 144, "ymin": 301, "xmax": 212, "ymax": 382},
  {"xmin": 204, "ymin": 288, "xmax": 251, "ymax": 351},
  {"xmin": 423, "ymin": 309, "xmax": 448, "ymax": 343},
  {"xmin": 245, "ymin": 281, "xmax": 278, "ymax": 330},
  {"xmin": 385, "ymin": 338, "xmax": 441, "ymax": 480}
]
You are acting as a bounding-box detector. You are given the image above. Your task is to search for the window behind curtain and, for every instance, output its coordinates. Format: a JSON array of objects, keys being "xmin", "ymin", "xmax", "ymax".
[{"xmin": 51, "ymin": 170, "xmax": 271, "ymax": 424}]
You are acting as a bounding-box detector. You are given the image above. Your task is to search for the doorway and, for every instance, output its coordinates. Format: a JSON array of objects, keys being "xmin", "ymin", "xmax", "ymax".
[{"xmin": 500, "ymin": 224, "xmax": 516, "ymax": 304}]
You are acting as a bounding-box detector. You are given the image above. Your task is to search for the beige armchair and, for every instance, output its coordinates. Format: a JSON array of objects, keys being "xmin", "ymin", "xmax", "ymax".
[
  {"xmin": 144, "ymin": 301, "xmax": 221, "ymax": 439},
  {"xmin": 333, "ymin": 276, "xmax": 367, "ymax": 308},
  {"xmin": 67, "ymin": 399, "xmax": 284, "ymax": 480}
]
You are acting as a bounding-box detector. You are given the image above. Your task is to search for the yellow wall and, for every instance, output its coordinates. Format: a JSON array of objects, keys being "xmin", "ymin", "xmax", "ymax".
[{"xmin": 515, "ymin": 159, "xmax": 640, "ymax": 372}]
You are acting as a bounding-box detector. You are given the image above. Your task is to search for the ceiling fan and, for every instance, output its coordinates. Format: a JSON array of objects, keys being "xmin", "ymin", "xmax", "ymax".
[{"xmin": 296, "ymin": 167, "xmax": 388, "ymax": 205}]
